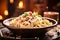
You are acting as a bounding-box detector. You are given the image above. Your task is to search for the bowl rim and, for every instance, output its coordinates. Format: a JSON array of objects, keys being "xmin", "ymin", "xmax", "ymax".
[{"xmin": 3, "ymin": 17, "xmax": 57, "ymax": 29}]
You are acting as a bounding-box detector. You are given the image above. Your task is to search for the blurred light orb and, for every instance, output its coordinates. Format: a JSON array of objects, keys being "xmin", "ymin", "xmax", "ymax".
[
  {"xmin": 4, "ymin": 10, "xmax": 8, "ymax": 16},
  {"xmin": 10, "ymin": 0, "xmax": 14, "ymax": 4},
  {"xmin": 0, "ymin": 15, "xmax": 3, "ymax": 20},
  {"xmin": 19, "ymin": 1, "xmax": 23, "ymax": 8}
]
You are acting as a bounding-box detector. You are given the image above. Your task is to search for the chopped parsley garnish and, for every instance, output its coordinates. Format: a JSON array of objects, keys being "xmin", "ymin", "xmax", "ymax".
[
  {"xmin": 33, "ymin": 12, "xmax": 38, "ymax": 16},
  {"xmin": 37, "ymin": 15, "xmax": 42, "ymax": 18},
  {"xmin": 22, "ymin": 12, "xmax": 28, "ymax": 18},
  {"xmin": 33, "ymin": 12, "xmax": 42, "ymax": 18}
]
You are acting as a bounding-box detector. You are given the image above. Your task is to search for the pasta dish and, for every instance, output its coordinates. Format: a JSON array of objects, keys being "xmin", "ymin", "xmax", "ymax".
[{"xmin": 10, "ymin": 11, "xmax": 53, "ymax": 28}]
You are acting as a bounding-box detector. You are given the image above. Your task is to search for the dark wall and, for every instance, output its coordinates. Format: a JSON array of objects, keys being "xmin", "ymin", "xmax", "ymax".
[{"xmin": 47, "ymin": 0, "xmax": 60, "ymax": 11}]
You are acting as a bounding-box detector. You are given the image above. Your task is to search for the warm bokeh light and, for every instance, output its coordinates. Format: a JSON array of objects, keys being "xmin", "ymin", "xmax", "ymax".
[
  {"xmin": 0, "ymin": 15, "xmax": 3, "ymax": 20},
  {"xmin": 4, "ymin": 10, "xmax": 8, "ymax": 16},
  {"xmin": 18, "ymin": 1, "xmax": 23, "ymax": 8},
  {"xmin": 10, "ymin": 0, "xmax": 14, "ymax": 4}
]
